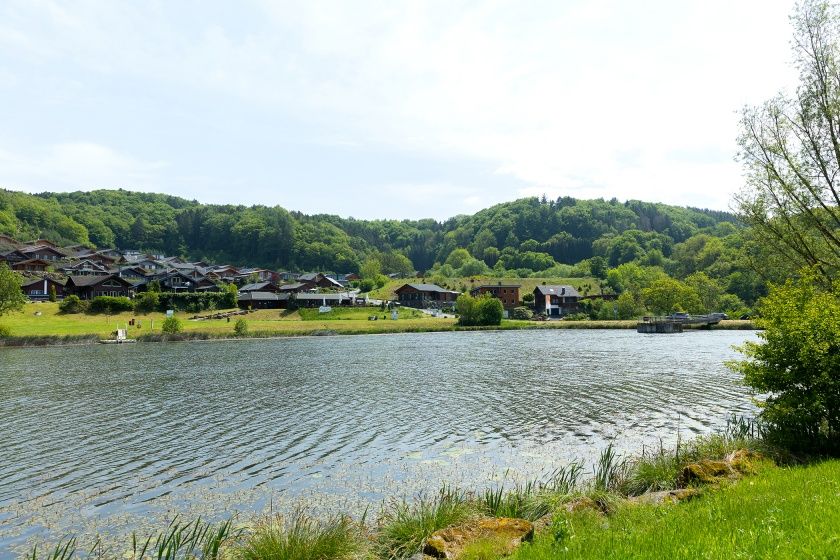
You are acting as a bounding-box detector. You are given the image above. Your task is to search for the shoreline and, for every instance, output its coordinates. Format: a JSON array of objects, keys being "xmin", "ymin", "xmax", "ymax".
[{"xmin": 0, "ymin": 319, "xmax": 758, "ymax": 347}]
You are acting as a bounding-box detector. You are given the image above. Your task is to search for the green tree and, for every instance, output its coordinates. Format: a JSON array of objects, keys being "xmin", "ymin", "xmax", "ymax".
[
  {"xmin": 234, "ymin": 318, "xmax": 248, "ymax": 336},
  {"xmin": 445, "ymin": 248, "xmax": 472, "ymax": 269},
  {"xmin": 48, "ymin": 284, "xmax": 57, "ymax": 302},
  {"xmin": 685, "ymin": 272, "xmax": 724, "ymax": 313},
  {"xmin": 0, "ymin": 264, "xmax": 26, "ymax": 317},
  {"xmin": 456, "ymin": 293, "xmax": 503, "ymax": 326},
  {"xmin": 161, "ymin": 316, "xmax": 183, "ymax": 334},
  {"xmin": 360, "ymin": 257, "xmax": 382, "ymax": 280},
  {"xmin": 642, "ymin": 277, "xmax": 703, "ymax": 315},
  {"xmin": 736, "ymin": 0, "xmax": 840, "ymax": 286},
  {"xmin": 730, "ymin": 274, "xmax": 840, "ymax": 448}
]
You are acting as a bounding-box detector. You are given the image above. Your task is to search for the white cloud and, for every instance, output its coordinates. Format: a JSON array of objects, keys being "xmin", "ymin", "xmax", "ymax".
[
  {"xmin": 0, "ymin": 0, "xmax": 801, "ymax": 214},
  {"xmin": 0, "ymin": 142, "xmax": 166, "ymax": 192}
]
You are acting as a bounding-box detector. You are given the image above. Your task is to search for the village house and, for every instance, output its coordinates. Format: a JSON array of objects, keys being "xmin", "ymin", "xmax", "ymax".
[
  {"xmin": 296, "ymin": 272, "xmax": 344, "ymax": 289},
  {"xmin": 59, "ymin": 259, "xmax": 110, "ymax": 276},
  {"xmin": 239, "ymin": 281, "xmax": 280, "ymax": 293},
  {"xmin": 394, "ymin": 283, "xmax": 461, "ymax": 308},
  {"xmin": 65, "ymin": 274, "xmax": 135, "ymax": 299},
  {"xmin": 20, "ymin": 277, "xmax": 65, "ymax": 300},
  {"xmin": 469, "ymin": 283, "xmax": 521, "ymax": 309},
  {"xmin": 533, "ymin": 285, "xmax": 581, "ymax": 317},
  {"xmin": 11, "ymin": 258, "xmax": 51, "ymax": 273},
  {"xmin": 237, "ymin": 291, "xmax": 360, "ymax": 310}
]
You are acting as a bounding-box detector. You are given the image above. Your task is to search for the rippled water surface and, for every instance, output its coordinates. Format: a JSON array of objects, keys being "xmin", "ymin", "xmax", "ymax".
[{"xmin": 0, "ymin": 329, "xmax": 757, "ymax": 556}]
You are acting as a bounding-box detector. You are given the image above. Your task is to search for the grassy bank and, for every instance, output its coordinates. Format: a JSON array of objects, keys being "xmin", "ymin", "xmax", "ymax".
[{"xmin": 0, "ymin": 302, "xmax": 757, "ymax": 346}]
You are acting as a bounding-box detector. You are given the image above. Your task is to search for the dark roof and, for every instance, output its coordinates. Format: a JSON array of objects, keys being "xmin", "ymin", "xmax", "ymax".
[
  {"xmin": 20, "ymin": 277, "xmax": 61, "ymax": 288},
  {"xmin": 66, "ymin": 274, "xmax": 134, "ymax": 287},
  {"xmin": 240, "ymin": 281, "xmax": 274, "ymax": 291},
  {"xmin": 472, "ymin": 284, "xmax": 521, "ymax": 289},
  {"xmin": 396, "ymin": 283, "xmax": 460, "ymax": 294},
  {"xmin": 237, "ymin": 292, "xmax": 289, "ymax": 301},
  {"xmin": 534, "ymin": 285, "xmax": 580, "ymax": 297}
]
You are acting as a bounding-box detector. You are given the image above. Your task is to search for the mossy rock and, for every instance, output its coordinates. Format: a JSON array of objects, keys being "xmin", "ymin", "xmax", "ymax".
[
  {"xmin": 628, "ymin": 488, "xmax": 701, "ymax": 505},
  {"xmin": 423, "ymin": 517, "xmax": 534, "ymax": 559},
  {"xmin": 563, "ymin": 496, "xmax": 602, "ymax": 514},
  {"xmin": 678, "ymin": 459, "xmax": 734, "ymax": 487},
  {"xmin": 726, "ymin": 449, "xmax": 763, "ymax": 475}
]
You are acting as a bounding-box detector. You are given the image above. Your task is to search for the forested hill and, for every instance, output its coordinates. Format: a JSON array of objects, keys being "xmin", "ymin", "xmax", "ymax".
[{"xmin": 0, "ymin": 188, "xmax": 739, "ymax": 274}]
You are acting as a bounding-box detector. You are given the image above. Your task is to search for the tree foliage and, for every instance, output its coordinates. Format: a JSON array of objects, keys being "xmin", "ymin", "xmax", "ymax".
[
  {"xmin": 0, "ymin": 263, "xmax": 26, "ymax": 316},
  {"xmin": 736, "ymin": 0, "xmax": 840, "ymax": 286},
  {"xmin": 456, "ymin": 293, "xmax": 504, "ymax": 326},
  {"xmin": 730, "ymin": 274, "xmax": 840, "ymax": 449}
]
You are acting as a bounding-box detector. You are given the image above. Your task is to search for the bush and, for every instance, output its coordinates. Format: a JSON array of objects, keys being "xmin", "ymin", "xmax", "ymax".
[
  {"xmin": 234, "ymin": 318, "xmax": 248, "ymax": 336},
  {"xmin": 88, "ymin": 296, "xmax": 134, "ymax": 314},
  {"xmin": 456, "ymin": 293, "xmax": 503, "ymax": 326},
  {"xmin": 358, "ymin": 279, "xmax": 375, "ymax": 293},
  {"xmin": 135, "ymin": 291, "xmax": 160, "ymax": 314},
  {"xmin": 58, "ymin": 295, "xmax": 87, "ymax": 314},
  {"xmin": 48, "ymin": 285, "xmax": 57, "ymax": 302},
  {"xmin": 729, "ymin": 274, "xmax": 840, "ymax": 450},
  {"xmin": 0, "ymin": 324, "xmax": 10, "ymax": 337},
  {"xmin": 161, "ymin": 316, "xmax": 183, "ymax": 334},
  {"xmin": 511, "ymin": 306, "xmax": 533, "ymax": 320}
]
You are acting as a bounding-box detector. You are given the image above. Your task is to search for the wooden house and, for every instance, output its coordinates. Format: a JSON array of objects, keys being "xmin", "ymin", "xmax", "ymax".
[
  {"xmin": 239, "ymin": 281, "xmax": 280, "ymax": 293},
  {"xmin": 469, "ymin": 283, "xmax": 521, "ymax": 309},
  {"xmin": 21, "ymin": 277, "xmax": 65, "ymax": 300},
  {"xmin": 533, "ymin": 285, "xmax": 581, "ymax": 317},
  {"xmin": 65, "ymin": 275, "xmax": 135, "ymax": 299},
  {"xmin": 394, "ymin": 283, "xmax": 461, "ymax": 308},
  {"xmin": 11, "ymin": 258, "xmax": 51, "ymax": 272},
  {"xmin": 59, "ymin": 259, "xmax": 109, "ymax": 276}
]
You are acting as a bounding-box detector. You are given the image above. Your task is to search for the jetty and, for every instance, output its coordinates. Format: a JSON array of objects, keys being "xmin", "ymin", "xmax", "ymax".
[
  {"xmin": 99, "ymin": 328, "xmax": 137, "ymax": 344},
  {"xmin": 637, "ymin": 314, "xmax": 722, "ymax": 333}
]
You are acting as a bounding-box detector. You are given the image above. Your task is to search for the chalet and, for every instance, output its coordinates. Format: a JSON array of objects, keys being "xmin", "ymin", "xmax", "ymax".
[
  {"xmin": 297, "ymin": 272, "xmax": 344, "ymax": 289},
  {"xmin": 237, "ymin": 291, "xmax": 359, "ymax": 310},
  {"xmin": 237, "ymin": 268, "xmax": 278, "ymax": 284},
  {"xmin": 21, "ymin": 277, "xmax": 65, "ymax": 300},
  {"xmin": 278, "ymin": 281, "xmax": 315, "ymax": 293},
  {"xmin": 12, "ymin": 258, "xmax": 51, "ymax": 272},
  {"xmin": 25, "ymin": 238, "xmax": 59, "ymax": 248},
  {"xmin": 239, "ymin": 281, "xmax": 280, "ymax": 293},
  {"xmin": 65, "ymin": 274, "xmax": 135, "ymax": 299},
  {"xmin": 59, "ymin": 259, "xmax": 109, "ymax": 276},
  {"xmin": 155, "ymin": 270, "xmax": 218, "ymax": 292},
  {"xmin": 16, "ymin": 244, "xmax": 67, "ymax": 262},
  {"xmin": 533, "ymin": 285, "xmax": 581, "ymax": 317},
  {"xmin": 394, "ymin": 283, "xmax": 461, "ymax": 308},
  {"xmin": 469, "ymin": 283, "xmax": 521, "ymax": 310},
  {"xmin": 134, "ymin": 259, "xmax": 166, "ymax": 272},
  {"xmin": 115, "ymin": 266, "xmax": 154, "ymax": 281}
]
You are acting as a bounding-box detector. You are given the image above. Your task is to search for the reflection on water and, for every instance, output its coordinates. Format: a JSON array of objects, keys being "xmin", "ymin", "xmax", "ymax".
[{"xmin": 0, "ymin": 329, "xmax": 757, "ymax": 556}]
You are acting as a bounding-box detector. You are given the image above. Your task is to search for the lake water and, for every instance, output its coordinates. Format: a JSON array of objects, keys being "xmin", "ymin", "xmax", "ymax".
[{"xmin": 0, "ymin": 329, "xmax": 758, "ymax": 556}]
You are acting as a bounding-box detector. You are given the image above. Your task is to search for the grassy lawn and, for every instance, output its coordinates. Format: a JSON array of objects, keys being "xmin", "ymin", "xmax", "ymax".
[
  {"xmin": 0, "ymin": 302, "xmax": 456, "ymax": 339},
  {"xmin": 512, "ymin": 460, "xmax": 840, "ymax": 560}
]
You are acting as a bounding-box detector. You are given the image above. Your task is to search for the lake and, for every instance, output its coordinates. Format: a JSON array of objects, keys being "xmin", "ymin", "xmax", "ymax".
[{"xmin": 0, "ymin": 329, "xmax": 758, "ymax": 556}]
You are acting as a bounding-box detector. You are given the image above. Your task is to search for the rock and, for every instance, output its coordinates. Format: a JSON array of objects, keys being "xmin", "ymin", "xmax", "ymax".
[
  {"xmin": 563, "ymin": 496, "xmax": 602, "ymax": 514},
  {"xmin": 677, "ymin": 459, "xmax": 734, "ymax": 486},
  {"xmin": 726, "ymin": 449, "xmax": 763, "ymax": 474},
  {"xmin": 423, "ymin": 517, "xmax": 534, "ymax": 559},
  {"xmin": 628, "ymin": 488, "xmax": 700, "ymax": 505}
]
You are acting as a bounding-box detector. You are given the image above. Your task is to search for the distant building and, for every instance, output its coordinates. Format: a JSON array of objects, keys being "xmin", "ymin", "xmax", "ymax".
[
  {"xmin": 533, "ymin": 285, "xmax": 581, "ymax": 317},
  {"xmin": 65, "ymin": 274, "xmax": 135, "ymax": 299},
  {"xmin": 469, "ymin": 283, "xmax": 521, "ymax": 309},
  {"xmin": 21, "ymin": 277, "xmax": 65, "ymax": 300},
  {"xmin": 394, "ymin": 283, "xmax": 460, "ymax": 308}
]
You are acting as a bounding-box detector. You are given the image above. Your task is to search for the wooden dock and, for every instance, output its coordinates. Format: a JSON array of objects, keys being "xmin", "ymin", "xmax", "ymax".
[{"xmin": 637, "ymin": 315, "xmax": 722, "ymax": 333}]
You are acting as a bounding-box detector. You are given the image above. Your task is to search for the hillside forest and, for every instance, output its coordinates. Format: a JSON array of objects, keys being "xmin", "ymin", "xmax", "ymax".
[{"xmin": 0, "ymin": 188, "xmax": 783, "ymax": 317}]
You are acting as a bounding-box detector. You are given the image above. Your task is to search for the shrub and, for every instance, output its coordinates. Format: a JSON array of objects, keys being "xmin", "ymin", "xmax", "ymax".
[
  {"xmin": 358, "ymin": 279, "xmax": 375, "ymax": 293},
  {"xmin": 729, "ymin": 274, "xmax": 840, "ymax": 450},
  {"xmin": 511, "ymin": 306, "xmax": 533, "ymax": 320},
  {"xmin": 135, "ymin": 292, "xmax": 160, "ymax": 313},
  {"xmin": 161, "ymin": 316, "xmax": 183, "ymax": 334},
  {"xmin": 456, "ymin": 293, "xmax": 503, "ymax": 326},
  {"xmin": 58, "ymin": 295, "xmax": 87, "ymax": 314},
  {"xmin": 89, "ymin": 296, "xmax": 134, "ymax": 314},
  {"xmin": 234, "ymin": 318, "xmax": 248, "ymax": 336},
  {"xmin": 48, "ymin": 285, "xmax": 57, "ymax": 302},
  {"xmin": 0, "ymin": 324, "xmax": 10, "ymax": 337}
]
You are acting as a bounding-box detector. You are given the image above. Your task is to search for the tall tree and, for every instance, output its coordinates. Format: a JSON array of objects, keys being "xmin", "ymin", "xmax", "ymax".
[
  {"xmin": 0, "ymin": 264, "xmax": 26, "ymax": 317},
  {"xmin": 736, "ymin": 0, "xmax": 840, "ymax": 286}
]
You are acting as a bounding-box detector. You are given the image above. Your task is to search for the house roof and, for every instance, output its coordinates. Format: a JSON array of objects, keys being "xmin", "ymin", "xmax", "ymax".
[
  {"xmin": 396, "ymin": 283, "xmax": 460, "ymax": 294},
  {"xmin": 20, "ymin": 276, "xmax": 61, "ymax": 288},
  {"xmin": 237, "ymin": 292, "xmax": 289, "ymax": 301},
  {"xmin": 471, "ymin": 284, "xmax": 521, "ymax": 289},
  {"xmin": 240, "ymin": 281, "xmax": 275, "ymax": 291},
  {"xmin": 66, "ymin": 274, "xmax": 134, "ymax": 287},
  {"xmin": 534, "ymin": 285, "xmax": 580, "ymax": 298}
]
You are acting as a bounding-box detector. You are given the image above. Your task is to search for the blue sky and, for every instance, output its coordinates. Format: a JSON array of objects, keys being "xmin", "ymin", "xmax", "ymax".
[{"xmin": 0, "ymin": 0, "xmax": 798, "ymax": 219}]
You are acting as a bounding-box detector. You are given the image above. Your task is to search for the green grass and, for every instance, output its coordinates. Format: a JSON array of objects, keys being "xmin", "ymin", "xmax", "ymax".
[
  {"xmin": 376, "ymin": 487, "xmax": 474, "ymax": 559},
  {"xmin": 235, "ymin": 511, "xmax": 360, "ymax": 560},
  {"xmin": 511, "ymin": 460, "xmax": 840, "ymax": 560}
]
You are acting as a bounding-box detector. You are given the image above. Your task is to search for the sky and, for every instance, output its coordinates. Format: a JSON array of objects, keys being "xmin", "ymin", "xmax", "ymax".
[{"xmin": 0, "ymin": 0, "xmax": 800, "ymax": 220}]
